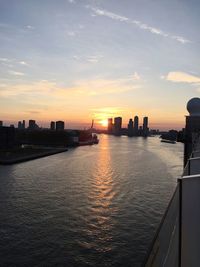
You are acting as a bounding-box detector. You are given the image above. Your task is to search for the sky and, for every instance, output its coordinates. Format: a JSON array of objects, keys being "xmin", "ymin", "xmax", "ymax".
[{"xmin": 0, "ymin": 0, "xmax": 200, "ymax": 130}]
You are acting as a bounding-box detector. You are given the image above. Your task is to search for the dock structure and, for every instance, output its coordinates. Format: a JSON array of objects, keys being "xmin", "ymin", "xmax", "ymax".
[{"xmin": 143, "ymin": 98, "xmax": 200, "ymax": 267}]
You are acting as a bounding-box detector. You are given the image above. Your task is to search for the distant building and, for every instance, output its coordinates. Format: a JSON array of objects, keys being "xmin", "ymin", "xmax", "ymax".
[
  {"xmin": 128, "ymin": 118, "xmax": 133, "ymax": 136},
  {"xmin": 28, "ymin": 120, "xmax": 38, "ymax": 130},
  {"xmin": 113, "ymin": 117, "xmax": 122, "ymax": 135},
  {"xmin": 138, "ymin": 126, "xmax": 143, "ymax": 136},
  {"xmin": 150, "ymin": 129, "xmax": 160, "ymax": 135},
  {"xmin": 18, "ymin": 121, "xmax": 22, "ymax": 129},
  {"xmin": 18, "ymin": 120, "xmax": 25, "ymax": 129},
  {"xmin": 143, "ymin": 116, "xmax": 149, "ymax": 136},
  {"xmin": 56, "ymin": 121, "xmax": 65, "ymax": 131},
  {"xmin": 107, "ymin": 118, "xmax": 113, "ymax": 134},
  {"xmin": 50, "ymin": 121, "xmax": 55, "ymax": 131},
  {"xmin": 29, "ymin": 120, "xmax": 36, "ymax": 129},
  {"xmin": 0, "ymin": 121, "xmax": 3, "ymax": 127},
  {"xmin": 134, "ymin": 116, "xmax": 139, "ymax": 135},
  {"xmin": 22, "ymin": 120, "xmax": 25, "ymax": 129}
]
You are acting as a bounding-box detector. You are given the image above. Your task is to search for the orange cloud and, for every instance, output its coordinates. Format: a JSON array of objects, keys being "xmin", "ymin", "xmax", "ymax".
[{"xmin": 0, "ymin": 78, "xmax": 140, "ymax": 98}]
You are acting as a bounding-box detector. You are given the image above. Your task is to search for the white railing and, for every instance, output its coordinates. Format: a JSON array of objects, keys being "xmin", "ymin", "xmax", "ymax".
[
  {"xmin": 143, "ymin": 135, "xmax": 200, "ymax": 267},
  {"xmin": 143, "ymin": 185, "xmax": 180, "ymax": 267},
  {"xmin": 180, "ymin": 174, "xmax": 200, "ymax": 267}
]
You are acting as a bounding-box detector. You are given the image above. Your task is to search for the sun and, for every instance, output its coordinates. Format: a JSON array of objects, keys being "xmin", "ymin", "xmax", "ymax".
[{"xmin": 99, "ymin": 119, "xmax": 108, "ymax": 127}]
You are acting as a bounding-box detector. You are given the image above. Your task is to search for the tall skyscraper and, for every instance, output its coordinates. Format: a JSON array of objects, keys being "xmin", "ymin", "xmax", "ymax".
[
  {"xmin": 29, "ymin": 120, "xmax": 35, "ymax": 129},
  {"xmin": 107, "ymin": 118, "xmax": 113, "ymax": 134},
  {"xmin": 18, "ymin": 120, "xmax": 25, "ymax": 129},
  {"xmin": 143, "ymin": 116, "xmax": 149, "ymax": 136},
  {"xmin": 18, "ymin": 121, "xmax": 22, "ymax": 129},
  {"xmin": 134, "ymin": 116, "xmax": 139, "ymax": 135},
  {"xmin": 28, "ymin": 120, "xmax": 38, "ymax": 130},
  {"xmin": 0, "ymin": 121, "xmax": 3, "ymax": 127},
  {"xmin": 128, "ymin": 118, "xmax": 133, "ymax": 136},
  {"xmin": 114, "ymin": 117, "xmax": 122, "ymax": 135},
  {"xmin": 22, "ymin": 120, "xmax": 25, "ymax": 129},
  {"xmin": 50, "ymin": 121, "xmax": 55, "ymax": 130},
  {"xmin": 56, "ymin": 121, "xmax": 65, "ymax": 131}
]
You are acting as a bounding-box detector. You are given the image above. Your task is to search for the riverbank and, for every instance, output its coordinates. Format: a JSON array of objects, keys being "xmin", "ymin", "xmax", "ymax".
[{"xmin": 0, "ymin": 147, "xmax": 68, "ymax": 165}]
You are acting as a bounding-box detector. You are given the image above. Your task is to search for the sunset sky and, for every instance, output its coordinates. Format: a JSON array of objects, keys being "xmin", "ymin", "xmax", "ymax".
[{"xmin": 0, "ymin": 0, "xmax": 200, "ymax": 130}]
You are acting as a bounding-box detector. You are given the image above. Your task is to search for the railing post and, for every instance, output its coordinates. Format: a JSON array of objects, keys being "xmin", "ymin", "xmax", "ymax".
[
  {"xmin": 178, "ymin": 178, "xmax": 182, "ymax": 267},
  {"xmin": 181, "ymin": 174, "xmax": 200, "ymax": 267}
]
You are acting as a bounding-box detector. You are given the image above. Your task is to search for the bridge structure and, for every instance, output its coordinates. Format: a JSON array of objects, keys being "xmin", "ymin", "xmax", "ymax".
[{"xmin": 143, "ymin": 98, "xmax": 200, "ymax": 267}]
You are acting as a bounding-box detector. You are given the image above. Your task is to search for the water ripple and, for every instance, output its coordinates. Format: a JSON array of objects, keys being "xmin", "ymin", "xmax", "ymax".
[{"xmin": 0, "ymin": 135, "xmax": 183, "ymax": 267}]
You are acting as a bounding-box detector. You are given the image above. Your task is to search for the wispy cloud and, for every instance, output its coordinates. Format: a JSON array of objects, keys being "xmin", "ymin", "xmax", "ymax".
[
  {"xmin": 9, "ymin": 70, "xmax": 25, "ymax": 76},
  {"xmin": 0, "ymin": 58, "xmax": 13, "ymax": 67},
  {"xmin": 72, "ymin": 55, "xmax": 104, "ymax": 63},
  {"xmin": 87, "ymin": 6, "xmax": 191, "ymax": 44},
  {"xmin": 0, "ymin": 80, "xmax": 56, "ymax": 97},
  {"xmin": 67, "ymin": 31, "xmax": 76, "ymax": 37},
  {"xmin": 0, "ymin": 57, "xmax": 10, "ymax": 62},
  {"xmin": 72, "ymin": 55, "xmax": 80, "ymax": 60},
  {"xmin": 78, "ymin": 24, "xmax": 85, "ymax": 29},
  {"xmin": 0, "ymin": 56, "xmax": 29, "ymax": 65},
  {"xmin": 164, "ymin": 71, "xmax": 200, "ymax": 83},
  {"xmin": 57, "ymin": 78, "xmax": 140, "ymax": 97},
  {"xmin": 0, "ymin": 83, "xmax": 7, "ymax": 87},
  {"xmin": 91, "ymin": 8, "xmax": 129, "ymax": 22},
  {"xmin": 162, "ymin": 71, "xmax": 200, "ymax": 93},
  {"xmin": 26, "ymin": 25, "xmax": 35, "ymax": 30},
  {"xmin": 172, "ymin": 36, "xmax": 190, "ymax": 44},
  {"xmin": 19, "ymin": 61, "xmax": 29, "ymax": 66},
  {"xmin": 0, "ymin": 58, "xmax": 29, "ymax": 68},
  {"xmin": 87, "ymin": 55, "xmax": 103, "ymax": 63},
  {"xmin": 0, "ymin": 78, "xmax": 140, "ymax": 98},
  {"xmin": 132, "ymin": 72, "xmax": 141, "ymax": 80},
  {"xmin": 26, "ymin": 110, "xmax": 41, "ymax": 114}
]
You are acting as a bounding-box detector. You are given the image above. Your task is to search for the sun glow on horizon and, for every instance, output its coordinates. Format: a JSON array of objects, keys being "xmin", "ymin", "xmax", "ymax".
[{"xmin": 99, "ymin": 119, "xmax": 108, "ymax": 127}]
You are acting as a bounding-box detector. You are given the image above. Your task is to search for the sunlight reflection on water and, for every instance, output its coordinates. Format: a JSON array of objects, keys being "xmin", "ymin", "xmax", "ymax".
[{"xmin": 0, "ymin": 135, "xmax": 183, "ymax": 267}]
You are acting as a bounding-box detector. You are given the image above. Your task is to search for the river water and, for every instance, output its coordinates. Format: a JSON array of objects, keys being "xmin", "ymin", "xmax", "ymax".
[{"xmin": 0, "ymin": 135, "xmax": 183, "ymax": 267}]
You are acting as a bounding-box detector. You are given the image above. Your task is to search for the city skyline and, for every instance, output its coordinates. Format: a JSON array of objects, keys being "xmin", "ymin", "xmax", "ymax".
[
  {"xmin": 0, "ymin": 0, "xmax": 200, "ymax": 130},
  {"xmin": 0, "ymin": 116, "xmax": 181, "ymax": 131},
  {"xmin": 0, "ymin": 115, "xmax": 150, "ymax": 131}
]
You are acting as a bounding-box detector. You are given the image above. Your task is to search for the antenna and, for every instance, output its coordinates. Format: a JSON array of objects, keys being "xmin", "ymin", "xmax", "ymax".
[{"xmin": 91, "ymin": 119, "xmax": 94, "ymax": 129}]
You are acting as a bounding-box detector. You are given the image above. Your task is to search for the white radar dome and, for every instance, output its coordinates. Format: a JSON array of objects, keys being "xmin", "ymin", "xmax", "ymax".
[{"xmin": 187, "ymin": 97, "xmax": 200, "ymax": 116}]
